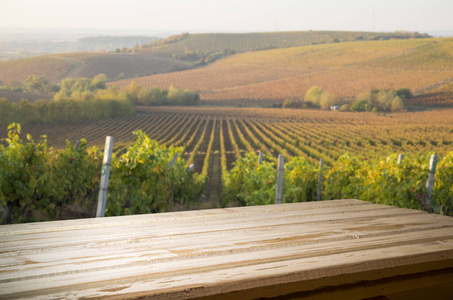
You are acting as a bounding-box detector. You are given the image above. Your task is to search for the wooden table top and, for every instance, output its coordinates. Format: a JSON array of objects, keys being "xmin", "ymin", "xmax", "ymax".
[{"xmin": 1, "ymin": 199, "xmax": 453, "ymax": 299}]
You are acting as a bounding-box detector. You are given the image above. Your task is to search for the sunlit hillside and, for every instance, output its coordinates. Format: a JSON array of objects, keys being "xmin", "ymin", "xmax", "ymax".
[
  {"xmin": 137, "ymin": 31, "xmax": 427, "ymax": 60},
  {"xmin": 112, "ymin": 38, "xmax": 453, "ymax": 106},
  {"xmin": 0, "ymin": 53, "xmax": 189, "ymax": 84}
]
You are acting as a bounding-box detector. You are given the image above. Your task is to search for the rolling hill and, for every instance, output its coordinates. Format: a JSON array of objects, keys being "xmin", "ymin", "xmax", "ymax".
[
  {"xmin": 0, "ymin": 53, "xmax": 190, "ymax": 84},
  {"xmin": 0, "ymin": 30, "xmax": 427, "ymax": 84},
  {"xmin": 112, "ymin": 37, "xmax": 453, "ymax": 107},
  {"xmin": 2, "ymin": 30, "xmax": 448, "ymax": 107},
  {"xmin": 136, "ymin": 31, "xmax": 428, "ymax": 61}
]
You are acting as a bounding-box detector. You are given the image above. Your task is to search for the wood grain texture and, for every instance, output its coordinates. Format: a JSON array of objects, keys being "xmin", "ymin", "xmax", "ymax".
[{"xmin": 0, "ymin": 199, "xmax": 452, "ymax": 299}]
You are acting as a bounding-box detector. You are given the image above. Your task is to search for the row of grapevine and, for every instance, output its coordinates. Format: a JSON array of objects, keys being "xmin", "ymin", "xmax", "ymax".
[
  {"xmin": 0, "ymin": 124, "xmax": 203, "ymax": 224},
  {"xmin": 137, "ymin": 31, "xmax": 428, "ymax": 60},
  {"xmin": 2, "ymin": 116, "xmax": 452, "ymax": 224},
  {"xmin": 223, "ymin": 151, "xmax": 453, "ymax": 215},
  {"xmin": 3, "ymin": 109, "xmax": 452, "ymax": 171},
  {"xmin": 186, "ymin": 119, "xmax": 209, "ymax": 166}
]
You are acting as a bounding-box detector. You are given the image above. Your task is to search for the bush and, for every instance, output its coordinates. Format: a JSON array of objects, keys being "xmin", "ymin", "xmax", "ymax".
[
  {"xmin": 397, "ymin": 88, "xmax": 413, "ymax": 100},
  {"xmin": 54, "ymin": 74, "xmax": 107, "ymax": 100},
  {"xmin": 167, "ymin": 85, "xmax": 200, "ymax": 106},
  {"xmin": 350, "ymin": 99, "xmax": 369, "ymax": 112},
  {"xmin": 138, "ymin": 87, "xmax": 166, "ymax": 105},
  {"xmin": 391, "ymin": 96, "xmax": 405, "ymax": 112},
  {"xmin": 355, "ymin": 88, "xmax": 408, "ymax": 112},
  {"xmin": 282, "ymin": 99, "xmax": 300, "ymax": 108},
  {"xmin": 339, "ymin": 104, "xmax": 350, "ymax": 111}
]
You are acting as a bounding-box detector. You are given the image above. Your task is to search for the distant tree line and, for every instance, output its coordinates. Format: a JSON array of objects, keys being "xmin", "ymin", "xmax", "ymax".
[
  {"xmin": 0, "ymin": 75, "xmax": 59, "ymax": 94},
  {"xmin": 283, "ymin": 86, "xmax": 412, "ymax": 113},
  {"xmin": 0, "ymin": 75, "xmax": 135, "ymax": 125},
  {"xmin": 141, "ymin": 32, "xmax": 189, "ymax": 48},
  {"xmin": 0, "ymin": 75, "xmax": 201, "ymax": 125},
  {"xmin": 77, "ymin": 36, "xmax": 158, "ymax": 47},
  {"xmin": 54, "ymin": 74, "xmax": 108, "ymax": 100},
  {"xmin": 126, "ymin": 81, "xmax": 201, "ymax": 106},
  {"xmin": 0, "ymin": 96, "xmax": 135, "ymax": 126},
  {"xmin": 365, "ymin": 31, "xmax": 431, "ymax": 41}
]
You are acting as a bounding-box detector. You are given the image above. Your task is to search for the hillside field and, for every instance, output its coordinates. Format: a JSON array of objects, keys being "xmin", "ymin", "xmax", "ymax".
[
  {"xmin": 137, "ymin": 31, "xmax": 427, "ymax": 59},
  {"xmin": 3, "ymin": 30, "xmax": 450, "ymax": 108},
  {"xmin": 112, "ymin": 38, "xmax": 453, "ymax": 107},
  {"xmin": 0, "ymin": 53, "xmax": 189, "ymax": 84}
]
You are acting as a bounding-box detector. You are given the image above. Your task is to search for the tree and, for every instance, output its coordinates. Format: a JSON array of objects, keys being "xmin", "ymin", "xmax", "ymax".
[
  {"xmin": 350, "ymin": 100, "xmax": 369, "ymax": 112},
  {"xmin": 35, "ymin": 100, "xmax": 50, "ymax": 123},
  {"xmin": 320, "ymin": 92, "xmax": 338, "ymax": 110},
  {"xmin": 391, "ymin": 96, "xmax": 405, "ymax": 112},
  {"xmin": 304, "ymin": 86, "xmax": 324, "ymax": 107},
  {"xmin": 376, "ymin": 90, "xmax": 396, "ymax": 111},
  {"xmin": 180, "ymin": 89, "xmax": 200, "ymax": 106},
  {"xmin": 138, "ymin": 87, "xmax": 166, "ymax": 105},
  {"xmin": 22, "ymin": 75, "xmax": 55, "ymax": 93},
  {"xmin": 19, "ymin": 99, "xmax": 37, "ymax": 123},
  {"xmin": 167, "ymin": 85, "xmax": 184, "ymax": 105},
  {"xmin": 91, "ymin": 74, "xmax": 107, "ymax": 89},
  {"xmin": 396, "ymin": 88, "xmax": 413, "ymax": 100},
  {"xmin": 126, "ymin": 81, "xmax": 142, "ymax": 103}
]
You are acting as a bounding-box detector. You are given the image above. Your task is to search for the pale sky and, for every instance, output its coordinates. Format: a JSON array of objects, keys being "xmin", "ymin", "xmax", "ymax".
[{"xmin": 0, "ymin": 0, "xmax": 452, "ymax": 33}]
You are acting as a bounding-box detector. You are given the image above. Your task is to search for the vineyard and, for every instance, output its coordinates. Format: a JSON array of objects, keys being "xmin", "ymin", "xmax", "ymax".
[
  {"xmin": 0, "ymin": 56, "xmax": 73, "ymax": 84},
  {"xmin": 112, "ymin": 38, "xmax": 453, "ymax": 106},
  {"xmin": 0, "ymin": 53, "xmax": 189, "ymax": 84},
  {"xmin": 136, "ymin": 31, "xmax": 427, "ymax": 59},
  {"xmin": 409, "ymin": 82, "xmax": 453, "ymax": 107},
  {"xmin": 2, "ymin": 31, "xmax": 451, "ymax": 108},
  {"xmin": 4, "ymin": 106, "xmax": 452, "ymax": 157},
  {"xmin": 2, "ymin": 107, "xmax": 452, "ymax": 224}
]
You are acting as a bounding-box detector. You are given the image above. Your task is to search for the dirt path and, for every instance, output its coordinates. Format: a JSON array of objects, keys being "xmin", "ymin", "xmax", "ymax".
[
  {"xmin": 222, "ymin": 119, "xmax": 237, "ymax": 170},
  {"xmin": 197, "ymin": 120, "xmax": 222, "ymax": 209},
  {"xmin": 171, "ymin": 120, "xmax": 222, "ymax": 212},
  {"xmin": 208, "ymin": 122, "xmax": 222, "ymax": 207}
]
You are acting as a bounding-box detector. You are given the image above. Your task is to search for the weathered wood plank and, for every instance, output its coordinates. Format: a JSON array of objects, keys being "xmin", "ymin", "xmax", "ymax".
[
  {"xmin": 0, "ymin": 200, "xmax": 452, "ymax": 299},
  {"xmin": 1, "ymin": 200, "xmax": 368, "ymax": 236}
]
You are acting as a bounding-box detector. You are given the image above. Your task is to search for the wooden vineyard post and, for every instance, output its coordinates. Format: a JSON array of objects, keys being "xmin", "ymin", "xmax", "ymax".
[
  {"xmin": 425, "ymin": 154, "xmax": 438, "ymax": 210},
  {"xmin": 169, "ymin": 153, "xmax": 179, "ymax": 170},
  {"xmin": 275, "ymin": 155, "xmax": 285, "ymax": 204},
  {"xmin": 317, "ymin": 159, "xmax": 323, "ymax": 201},
  {"xmin": 258, "ymin": 151, "xmax": 263, "ymax": 165},
  {"xmin": 96, "ymin": 136, "xmax": 114, "ymax": 218},
  {"xmin": 397, "ymin": 154, "xmax": 404, "ymax": 165},
  {"xmin": 75, "ymin": 140, "xmax": 80, "ymax": 150}
]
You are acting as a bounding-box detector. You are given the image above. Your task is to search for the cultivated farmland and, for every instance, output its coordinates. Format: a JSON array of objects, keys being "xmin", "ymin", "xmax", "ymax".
[
  {"xmin": 1, "ymin": 106, "xmax": 452, "ymax": 216},
  {"xmin": 4, "ymin": 106, "xmax": 452, "ymax": 165},
  {"xmin": 137, "ymin": 31, "xmax": 426, "ymax": 59},
  {"xmin": 0, "ymin": 53, "xmax": 189, "ymax": 84},
  {"xmin": 112, "ymin": 38, "xmax": 453, "ymax": 106}
]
